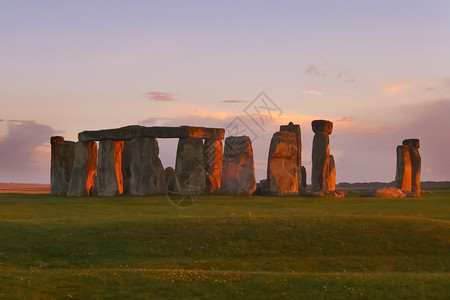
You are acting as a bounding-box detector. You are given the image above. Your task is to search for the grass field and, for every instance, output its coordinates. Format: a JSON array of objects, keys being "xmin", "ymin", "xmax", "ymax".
[{"xmin": 0, "ymin": 190, "xmax": 449, "ymax": 299}]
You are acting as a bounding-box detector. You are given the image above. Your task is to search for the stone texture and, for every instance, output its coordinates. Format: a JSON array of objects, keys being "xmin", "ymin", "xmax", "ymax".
[
  {"xmin": 203, "ymin": 139, "xmax": 223, "ymax": 193},
  {"xmin": 175, "ymin": 137, "xmax": 206, "ymax": 193},
  {"xmin": 376, "ymin": 187, "xmax": 407, "ymax": 198},
  {"xmin": 164, "ymin": 167, "xmax": 176, "ymax": 191},
  {"xmin": 311, "ymin": 120, "xmax": 333, "ymax": 134},
  {"xmin": 311, "ymin": 131, "xmax": 330, "ymax": 192},
  {"xmin": 255, "ymin": 179, "xmax": 269, "ymax": 195},
  {"xmin": 408, "ymin": 143, "xmax": 421, "ymax": 195},
  {"xmin": 121, "ymin": 140, "xmax": 132, "ymax": 195},
  {"xmin": 326, "ymin": 155, "xmax": 336, "ymax": 192},
  {"xmin": 300, "ymin": 166, "xmax": 307, "ymax": 189},
  {"xmin": 403, "ymin": 138, "xmax": 420, "ymax": 149},
  {"xmin": 68, "ymin": 141, "xmax": 97, "ymax": 196},
  {"xmin": 221, "ymin": 136, "xmax": 256, "ymax": 195},
  {"xmin": 126, "ymin": 138, "xmax": 166, "ymax": 195},
  {"xmin": 395, "ymin": 145, "xmax": 412, "ymax": 191},
  {"xmin": 50, "ymin": 136, "xmax": 76, "ymax": 196},
  {"xmin": 280, "ymin": 122, "xmax": 302, "ymax": 189},
  {"xmin": 79, "ymin": 125, "xmax": 225, "ymax": 141},
  {"xmin": 97, "ymin": 140, "xmax": 124, "ymax": 196},
  {"xmin": 267, "ymin": 131, "xmax": 299, "ymax": 195}
]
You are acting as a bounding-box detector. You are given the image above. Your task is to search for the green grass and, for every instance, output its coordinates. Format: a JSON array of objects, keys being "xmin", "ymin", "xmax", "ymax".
[{"xmin": 0, "ymin": 190, "xmax": 449, "ymax": 299}]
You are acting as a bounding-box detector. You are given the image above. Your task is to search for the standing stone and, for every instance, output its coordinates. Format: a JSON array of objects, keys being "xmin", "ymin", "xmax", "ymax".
[
  {"xmin": 300, "ymin": 166, "xmax": 307, "ymax": 189},
  {"xmin": 175, "ymin": 137, "xmax": 206, "ymax": 193},
  {"xmin": 50, "ymin": 136, "xmax": 76, "ymax": 196},
  {"xmin": 165, "ymin": 167, "xmax": 176, "ymax": 191},
  {"xmin": 280, "ymin": 122, "xmax": 302, "ymax": 190},
  {"xmin": 126, "ymin": 138, "xmax": 165, "ymax": 195},
  {"xmin": 267, "ymin": 131, "xmax": 298, "ymax": 195},
  {"xmin": 326, "ymin": 155, "xmax": 336, "ymax": 192},
  {"xmin": 97, "ymin": 140, "xmax": 124, "ymax": 196},
  {"xmin": 395, "ymin": 145, "xmax": 412, "ymax": 191},
  {"xmin": 68, "ymin": 141, "xmax": 97, "ymax": 196},
  {"xmin": 311, "ymin": 120, "xmax": 333, "ymax": 192},
  {"xmin": 403, "ymin": 139, "xmax": 421, "ymax": 195},
  {"xmin": 203, "ymin": 139, "xmax": 223, "ymax": 193},
  {"xmin": 221, "ymin": 136, "xmax": 256, "ymax": 195},
  {"xmin": 121, "ymin": 140, "xmax": 132, "ymax": 195}
]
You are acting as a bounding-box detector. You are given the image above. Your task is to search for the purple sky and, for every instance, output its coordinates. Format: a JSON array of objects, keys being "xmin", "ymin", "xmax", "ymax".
[{"xmin": 1, "ymin": 0, "xmax": 449, "ymax": 183}]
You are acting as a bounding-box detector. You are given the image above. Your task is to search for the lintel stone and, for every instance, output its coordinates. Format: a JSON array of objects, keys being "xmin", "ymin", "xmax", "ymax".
[{"xmin": 78, "ymin": 125, "xmax": 225, "ymax": 141}]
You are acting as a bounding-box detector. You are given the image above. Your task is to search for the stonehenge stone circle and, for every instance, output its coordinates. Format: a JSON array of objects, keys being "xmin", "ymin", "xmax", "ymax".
[
  {"xmin": 396, "ymin": 138, "xmax": 421, "ymax": 195},
  {"xmin": 97, "ymin": 140, "xmax": 124, "ymax": 196},
  {"xmin": 52, "ymin": 123, "xmax": 424, "ymax": 199},
  {"xmin": 267, "ymin": 131, "xmax": 299, "ymax": 195},
  {"xmin": 311, "ymin": 120, "xmax": 333, "ymax": 192},
  {"xmin": 50, "ymin": 136, "xmax": 75, "ymax": 196},
  {"xmin": 221, "ymin": 136, "xmax": 256, "ymax": 195},
  {"xmin": 68, "ymin": 141, "xmax": 97, "ymax": 196}
]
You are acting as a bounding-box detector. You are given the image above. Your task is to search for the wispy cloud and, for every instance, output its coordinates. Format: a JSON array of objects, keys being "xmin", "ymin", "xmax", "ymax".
[
  {"xmin": 336, "ymin": 71, "xmax": 355, "ymax": 83},
  {"xmin": 137, "ymin": 117, "xmax": 175, "ymax": 126},
  {"xmin": 336, "ymin": 116, "xmax": 355, "ymax": 122},
  {"xmin": 301, "ymin": 90, "xmax": 323, "ymax": 96},
  {"xmin": 306, "ymin": 65, "xmax": 325, "ymax": 77},
  {"xmin": 219, "ymin": 100, "xmax": 249, "ymax": 103},
  {"xmin": 147, "ymin": 91, "xmax": 176, "ymax": 102},
  {"xmin": 306, "ymin": 63, "xmax": 355, "ymax": 83}
]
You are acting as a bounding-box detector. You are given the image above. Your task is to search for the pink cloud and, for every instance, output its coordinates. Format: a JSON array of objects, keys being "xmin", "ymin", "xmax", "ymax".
[
  {"xmin": 219, "ymin": 100, "xmax": 249, "ymax": 103},
  {"xmin": 147, "ymin": 91, "xmax": 176, "ymax": 102}
]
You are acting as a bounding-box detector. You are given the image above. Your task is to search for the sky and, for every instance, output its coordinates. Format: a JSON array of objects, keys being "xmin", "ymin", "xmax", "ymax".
[{"xmin": 1, "ymin": 0, "xmax": 449, "ymax": 184}]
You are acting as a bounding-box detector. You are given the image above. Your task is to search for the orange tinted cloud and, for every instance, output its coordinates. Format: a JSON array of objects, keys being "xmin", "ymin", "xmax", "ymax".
[
  {"xmin": 383, "ymin": 83, "xmax": 412, "ymax": 95},
  {"xmin": 301, "ymin": 90, "xmax": 323, "ymax": 96}
]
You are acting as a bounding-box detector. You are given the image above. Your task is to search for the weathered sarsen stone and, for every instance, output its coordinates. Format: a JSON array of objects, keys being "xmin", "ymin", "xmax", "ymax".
[
  {"xmin": 164, "ymin": 167, "xmax": 176, "ymax": 191},
  {"xmin": 267, "ymin": 131, "xmax": 298, "ymax": 195},
  {"xmin": 68, "ymin": 141, "xmax": 97, "ymax": 196},
  {"xmin": 311, "ymin": 120, "xmax": 333, "ymax": 192},
  {"xmin": 121, "ymin": 140, "xmax": 132, "ymax": 195},
  {"xmin": 175, "ymin": 137, "xmax": 206, "ymax": 193},
  {"xmin": 126, "ymin": 138, "xmax": 166, "ymax": 195},
  {"xmin": 326, "ymin": 154, "xmax": 336, "ymax": 192},
  {"xmin": 203, "ymin": 139, "xmax": 223, "ymax": 193},
  {"xmin": 97, "ymin": 140, "xmax": 124, "ymax": 196},
  {"xmin": 280, "ymin": 122, "xmax": 302, "ymax": 190},
  {"xmin": 300, "ymin": 166, "xmax": 307, "ymax": 189},
  {"xmin": 395, "ymin": 145, "xmax": 412, "ymax": 191},
  {"xmin": 221, "ymin": 136, "xmax": 256, "ymax": 195},
  {"xmin": 50, "ymin": 136, "xmax": 76, "ymax": 196},
  {"xmin": 403, "ymin": 139, "xmax": 421, "ymax": 195}
]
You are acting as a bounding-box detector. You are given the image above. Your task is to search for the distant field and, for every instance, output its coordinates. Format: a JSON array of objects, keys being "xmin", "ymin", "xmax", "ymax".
[
  {"xmin": 0, "ymin": 191, "xmax": 449, "ymax": 299},
  {"xmin": 0, "ymin": 183, "xmax": 50, "ymax": 194}
]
